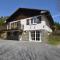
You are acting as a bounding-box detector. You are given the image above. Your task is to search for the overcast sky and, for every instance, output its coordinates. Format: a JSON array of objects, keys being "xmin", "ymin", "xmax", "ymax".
[{"xmin": 0, "ymin": 0, "xmax": 60, "ymax": 23}]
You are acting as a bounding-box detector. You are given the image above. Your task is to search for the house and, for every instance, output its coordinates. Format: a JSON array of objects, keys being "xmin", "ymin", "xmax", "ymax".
[{"xmin": 0, "ymin": 8, "xmax": 54, "ymax": 42}]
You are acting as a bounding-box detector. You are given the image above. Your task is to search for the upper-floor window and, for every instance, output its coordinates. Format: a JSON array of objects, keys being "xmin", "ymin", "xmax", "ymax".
[
  {"xmin": 26, "ymin": 19, "xmax": 29, "ymax": 25},
  {"xmin": 37, "ymin": 16, "xmax": 41, "ymax": 23},
  {"xmin": 26, "ymin": 16, "xmax": 41, "ymax": 25},
  {"xmin": 31, "ymin": 17, "xmax": 37, "ymax": 24},
  {"xmin": 31, "ymin": 16, "xmax": 41, "ymax": 24}
]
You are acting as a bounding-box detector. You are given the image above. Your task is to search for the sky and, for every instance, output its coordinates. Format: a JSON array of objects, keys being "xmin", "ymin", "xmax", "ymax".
[{"xmin": 0, "ymin": 0, "xmax": 60, "ymax": 23}]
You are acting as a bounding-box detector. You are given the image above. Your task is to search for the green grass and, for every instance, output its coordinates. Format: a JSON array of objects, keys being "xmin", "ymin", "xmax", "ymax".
[{"xmin": 48, "ymin": 34, "xmax": 60, "ymax": 45}]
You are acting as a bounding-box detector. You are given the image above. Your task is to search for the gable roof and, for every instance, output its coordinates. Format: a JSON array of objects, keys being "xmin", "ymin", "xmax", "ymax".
[
  {"xmin": 6, "ymin": 8, "xmax": 46, "ymax": 22},
  {"xmin": 6, "ymin": 8, "xmax": 54, "ymax": 28}
]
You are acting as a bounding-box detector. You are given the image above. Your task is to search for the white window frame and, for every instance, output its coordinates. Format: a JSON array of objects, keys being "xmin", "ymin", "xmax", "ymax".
[
  {"xmin": 29, "ymin": 31, "xmax": 42, "ymax": 42},
  {"xmin": 26, "ymin": 19, "xmax": 29, "ymax": 25},
  {"xmin": 26, "ymin": 16, "xmax": 41, "ymax": 25},
  {"xmin": 31, "ymin": 17, "xmax": 37, "ymax": 25}
]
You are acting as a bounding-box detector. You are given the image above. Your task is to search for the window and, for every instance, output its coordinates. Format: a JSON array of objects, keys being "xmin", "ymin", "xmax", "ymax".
[
  {"xmin": 31, "ymin": 17, "xmax": 37, "ymax": 24},
  {"xmin": 33, "ymin": 17, "xmax": 37, "ymax": 23},
  {"xmin": 31, "ymin": 19, "xmax": 33, "ymax": 24},
  {"xmin": 26, "ymin": 16, "xmax": 41, "ymax": 25},
  {"xmin": 31, "ymin": 16, "xmax": 41, "ymax": 24},
  {"xmin": 31, "ymin": 31, "xmax": 35, "ymax": 40},
  {"xmin": 31, "ymin": 31, "xmax": 40, "ymax": 41},
  {"xmin": 36, "ymin": 31, "xmax": 40, "ymax": 41},
  {"xmin": 37, "ymin": 16, "xmax": 41, "ymax": 23},
  {"xmin": 27, "ymin": 19, "xmax": 29, "ymax": 25}
]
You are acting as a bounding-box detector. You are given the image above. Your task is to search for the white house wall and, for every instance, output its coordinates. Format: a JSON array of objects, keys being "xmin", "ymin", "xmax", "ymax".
[{"xmin": 20, "ymin": 16, "xmax": 52, "ymax": 32}]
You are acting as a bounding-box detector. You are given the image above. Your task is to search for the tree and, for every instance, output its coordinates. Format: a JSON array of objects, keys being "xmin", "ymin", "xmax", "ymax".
[
  {"xmin": 0, "ymin": 16, "xmax": 5, "ymax": 26},
  {"xmin": 54, "ymin": 22, "xmax": 60, "ymax": 30},
  {"xmin": 0, "ymin": 16, "xmax": 8, "ymax": 26}
]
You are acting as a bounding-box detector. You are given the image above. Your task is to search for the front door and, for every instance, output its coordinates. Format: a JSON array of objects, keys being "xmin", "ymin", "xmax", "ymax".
[{"xmin": 30, "ymin": 31, "xmax": 41, "ymax": 42}]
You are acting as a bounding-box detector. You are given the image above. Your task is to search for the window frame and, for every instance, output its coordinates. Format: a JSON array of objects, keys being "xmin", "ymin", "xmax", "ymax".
[
  {"xmin": 31, "ymin": 17, "xmax": 37, "ymax": 25},
  {"xmin": 26, "ymin": 19, "xmax": 29, "ymax": 25},
  {"xmin": 26, "ymin": 16, "xmax": 41, "ymax": 25},
  {"xmin": 30, "ymin": 31, "xmax": 41, "ymax": 41},
  {"xmin": 37, "ymin": 16, "xmax": 41, "ymax": 23},
  {"xmin": 31, "ymin": 16, "xmax": 41, "ymax": 25}
]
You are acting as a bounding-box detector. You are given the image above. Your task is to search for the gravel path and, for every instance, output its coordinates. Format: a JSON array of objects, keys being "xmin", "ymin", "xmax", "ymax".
[{"xmin": 0, "ymin": 40, "xmax": 60, "ymax": 60}]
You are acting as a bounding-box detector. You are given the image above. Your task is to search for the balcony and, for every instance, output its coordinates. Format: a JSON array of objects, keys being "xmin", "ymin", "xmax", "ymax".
[{"xmin": 7, "ymin": 23, "xmax": 24, "ymax": 30}]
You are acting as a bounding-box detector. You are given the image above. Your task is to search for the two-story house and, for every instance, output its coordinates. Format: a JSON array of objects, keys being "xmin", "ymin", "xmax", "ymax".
[{"xmin": 4, "ymin": 8, "xmax": 54, "ymax": 42}]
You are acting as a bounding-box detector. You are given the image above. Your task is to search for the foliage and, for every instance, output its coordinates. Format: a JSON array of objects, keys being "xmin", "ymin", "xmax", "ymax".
[
  {"xmin": 0, "ymin": 19, "xmax": 5, "ymax": 26},
  {"xmin": 0, "ymin": 16, "xmax": 8, "ymax": 26},
  {"xmin": 54, "ymin": 22, "xmax": 60, "ymax": 30}
]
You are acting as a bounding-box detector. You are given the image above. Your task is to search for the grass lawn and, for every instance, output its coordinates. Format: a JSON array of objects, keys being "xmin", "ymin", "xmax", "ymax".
[{"xmin": 48, "ymin": 34, "xmax": 60, "ymax": 45}]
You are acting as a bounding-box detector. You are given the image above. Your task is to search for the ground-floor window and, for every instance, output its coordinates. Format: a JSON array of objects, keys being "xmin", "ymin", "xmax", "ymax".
[
  {"xmin": 31, "ymin": 31, "xmax": 35, "ymax": 40},
  {"xmin": 30, "ymin": 31, "xmax": 41, "ymax": 41}
]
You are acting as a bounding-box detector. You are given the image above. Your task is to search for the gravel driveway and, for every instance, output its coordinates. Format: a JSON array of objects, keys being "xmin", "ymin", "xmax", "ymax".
[{"xmin": 0, "ymin": 40, "xmax": 60, "ymax": 60}]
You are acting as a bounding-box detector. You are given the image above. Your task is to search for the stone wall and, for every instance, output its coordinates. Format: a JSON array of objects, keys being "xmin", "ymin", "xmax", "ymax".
[
  {"xmin": 41, "ymin": 30, "xmax": 49, "ymax": 43},
  {"xmin": 21, "ymin": 31, "xmax": 29, "ymax": 41},
  {"xmin": 21, "ymin": 30, "xmax": 49, "ymax": 42},
  {"xmin": 0, "ymin": 32, "xmax": 7, "ymax": 40},
  {"xmin": 0, "ymin": 30, "xmax": 50, "ymax": 43}
]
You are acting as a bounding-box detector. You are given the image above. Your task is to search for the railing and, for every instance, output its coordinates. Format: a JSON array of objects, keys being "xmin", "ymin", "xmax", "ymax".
[
  {"xmin": 7, "ymin": 24, "xmax": 24, "ymax": 30},
  {"xmin": 17, "ymin": 24, "xmax": 24, "ymax": 30}
]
